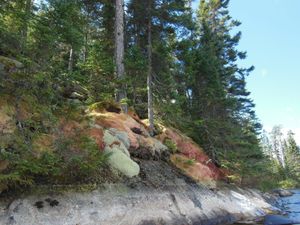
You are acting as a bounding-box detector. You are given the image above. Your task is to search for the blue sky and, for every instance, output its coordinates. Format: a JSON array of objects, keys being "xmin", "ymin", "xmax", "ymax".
[{"xmin": 193, "ymin": 0, "xmax": 300, "ymax": 143}]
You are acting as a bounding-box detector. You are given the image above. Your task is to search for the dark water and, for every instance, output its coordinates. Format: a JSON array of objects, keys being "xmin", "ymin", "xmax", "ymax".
[
  {"xmin": 232, "ymin": 190, "xmax": 300, "ymax": 225},
  {"xmin": 279, "ymin": 189, "xmax": 300, "ymax": 223}
]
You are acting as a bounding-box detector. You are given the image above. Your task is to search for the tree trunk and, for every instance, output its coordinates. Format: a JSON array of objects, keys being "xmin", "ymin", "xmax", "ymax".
[
  {"xmin": 68, "ymin": 47, "xmax": 73, "ymax": 73},
  {"xmin": 115, "ymin": 0, "xmax": 127, "ymax": 113},
  {"xmin": 147, "ymin": 0, "xmax": 154, "ymax": 136},
  {"xmin": 83, "ymin": 27, "xmax": 88, "ymax": 63},
  {"xmin": 21, "ymin": 0, "xmax": 32, "ymax": 54}
]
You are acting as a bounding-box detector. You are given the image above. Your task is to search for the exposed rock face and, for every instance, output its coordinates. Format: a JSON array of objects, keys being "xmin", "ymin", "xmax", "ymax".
[
  {"xmin": 0, "ymin": 161, "xmax": 276, "ymax": 225},
  {"xmin": 89, "ymin": 109, "xmax": 169, "ymax": 160}
]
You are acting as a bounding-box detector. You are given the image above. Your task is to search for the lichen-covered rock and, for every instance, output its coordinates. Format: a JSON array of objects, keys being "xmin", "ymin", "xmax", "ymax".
[
  {"xmin": 103, "ymin": 130, "xmax": 130, "ymax": 157},
  {"xmin": 89, "ymin": 110, "xmax": 149, "ymax": 150},
  {"xmin": 105, "ymin": 148, "xmax": 140, "ymax": 178},
  {"xmin": 158, "ymin": 127, "xmax": 223, "ymax": 180},
  {"xmin": 103, "ymin": 130, "xmax": 140, "ymax": 177},
  {"xmin": 170, "ymin": 154, "xmax": 219, "ymax": 185},
  {"xmin": 133, "ymin": 136, "xmax": 168, "ymax": 160},
  {"xmin": 108, "ymin": 128, "xmax": 130, "ymax": 149}
]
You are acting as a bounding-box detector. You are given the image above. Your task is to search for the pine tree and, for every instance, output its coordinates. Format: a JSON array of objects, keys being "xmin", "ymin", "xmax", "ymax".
[
  {"xmin": 270, "ymin": 126, "xmax": 285, "ymax": 168},
  {"xmin": 284, "ymin": 130, "xmax": 300, "ymax": 178},
  {"xmin": 180, "ymin": 0, "xmax": 262, "ymax": 164},
  {"xmin": 126, "ymin": 0, "xmax": 192, "ymax": 128}
]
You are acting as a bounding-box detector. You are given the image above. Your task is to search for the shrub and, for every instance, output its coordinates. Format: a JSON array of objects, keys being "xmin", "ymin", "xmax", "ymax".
[
  {"xmin": 57, "ymin": 136, "xmax": 109, "ymax": 183},
  {"xmin": 279, "ymin": 179, "xmax": 299, "ymax": 189},
  {"xmin": 0, "ymin": 134, "xmax": 109, "ymax": 193},
  {"xmin": 0, "ymin": 150, "xmax": 62, "ymax": 190},
  {"xmin": 184, "ymin": 158, "xmax": 195, "ymax": 166}
]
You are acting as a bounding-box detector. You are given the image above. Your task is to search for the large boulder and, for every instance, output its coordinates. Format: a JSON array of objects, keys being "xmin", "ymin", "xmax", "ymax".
[
  {"xmin": 103, "ymin": 130, "xmax": 130, "ymax": 157},
  {"xmin": 273, "ymin": 189, "xmax": 294, "ymax": 197},
  {"xmin": 89, "ymin": 109, "xmax": 149, "ymax": 150},
  {"xmin": 107, "ymin": 128, "xmax": 130, "ymax": 149},
  {"xmin": 103, "ymin": 130, "xmax": 139, "ymax": 177},
  {"xmin": 88, "ymin": 108, "xmax": 174, "ymax": 161}
]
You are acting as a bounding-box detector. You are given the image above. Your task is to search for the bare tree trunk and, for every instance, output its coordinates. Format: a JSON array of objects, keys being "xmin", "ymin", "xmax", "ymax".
[
  {"xmin": 21, "ymin": 0, "xmax": 32, "ymax": 54},
  {"xmin": 147, "ymin": 0, "xmax": 154, "ymax": 136},
  {"xmin": 115, "ymin": 0, "xmax": 127, "ymax": 113},
  {"xmin": 68, "ymin": 47, "xmax": 73, "ymax": 73},
  {"xmin": 83, "ymin": 28, "xmax": 88, "ymax": 63}
]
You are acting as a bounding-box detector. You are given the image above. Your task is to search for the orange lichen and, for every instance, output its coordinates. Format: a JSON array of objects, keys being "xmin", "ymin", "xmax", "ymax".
[
  {"xmin": 159, "ymin": 127, "xmax": 223, "ymax": 180},
  {"xmin": 171, "ymin": 154, "xmax": 221, "ymax": 181}
]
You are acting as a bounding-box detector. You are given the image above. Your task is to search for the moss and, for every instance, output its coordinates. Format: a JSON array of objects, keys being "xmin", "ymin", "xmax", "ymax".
[
  {"xmin": 184, "ymin": 158, "xmax": 196, "ymax": 166},
  {"xmin": 164, "ymin": 138, "xmax": 178, "ymax": 153}
]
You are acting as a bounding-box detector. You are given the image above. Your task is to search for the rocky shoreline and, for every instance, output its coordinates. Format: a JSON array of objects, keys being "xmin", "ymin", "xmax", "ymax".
[
  {"xmin": 0, "ymin": 160, "xmax": 278, "ymax": 225},
  {"xmin": 0, "ymin": 78, "xmax": 282, "ymax": 225}
]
